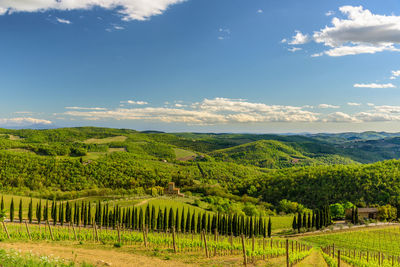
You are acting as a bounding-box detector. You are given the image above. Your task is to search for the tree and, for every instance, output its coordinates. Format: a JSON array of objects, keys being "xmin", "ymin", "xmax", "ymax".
[
  {"xmin": 10, "ymin": 198, "xmax": 14, "ymax": 222},
  {"xmin": 330, "ymin": 203, "xmax": 345, "ymax": 219},
  {"xmin": 267, "ymin": 217, "xmax": 272, "ymax": 238},
  {"xmin": 378, "ymin": 204, "xmax": 397, "ymax": 221},
  {"xmin": 186, "ymin": 210, "xmax": 191, "ymax": 233},
  {"xmin": 307, "ymin": 213, "xmax": 311, "ymax": 229},
  {"xmin": 355, "ymin": 207, "xmax": 359, "ymax": 224},
  {"xmin": 28, "ymin": 198, "xmax": 33, "ymax": 223},
  {"xmin": 297, "ymin": 213, "xmax": 301, "ymax": 233},
  {"xmin": 0, "ymin": 196, "xmax": 3, "ymax": 211},
  {"xmin": 163, "ymin": 207, "xmax": 168, "ymax": 232},
  {"xmin": 180, "ymin": 209, "xmax": 185, "ymax": 233},
  {"xmin": 169, "ymin": 208, "xmax": 174, "ymax": 230},
  {"xmin": 18, "ymin": 199, "xmax": 23, "ymax": 223},
  {"xmin": 292, "ymin": 216, "xmax": 297, "ymax": 231},
  {"xmin": 151, "ymin": 206, "xmax": 156, "ymax": 231}
]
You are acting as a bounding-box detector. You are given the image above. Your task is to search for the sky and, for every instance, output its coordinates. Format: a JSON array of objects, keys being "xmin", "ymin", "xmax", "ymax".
[{"xmin": 1, "ymin": 0, "xmax": 400, "ymax": 133}]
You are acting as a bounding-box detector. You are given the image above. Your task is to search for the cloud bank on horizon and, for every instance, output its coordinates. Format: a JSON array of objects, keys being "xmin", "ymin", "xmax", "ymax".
[{"xmin": 0, "ymin": 0, "xmax": 186, "ymax": 21}]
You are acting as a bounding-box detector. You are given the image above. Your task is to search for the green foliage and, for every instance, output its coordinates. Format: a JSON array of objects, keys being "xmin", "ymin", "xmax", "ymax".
[
  {"xmin": 330, "ymin": 203, "xmax": 345, "ymax": 219},
  {"xmin": 377, "ymin": 204, "xmax": 397, "ymax": 221}
]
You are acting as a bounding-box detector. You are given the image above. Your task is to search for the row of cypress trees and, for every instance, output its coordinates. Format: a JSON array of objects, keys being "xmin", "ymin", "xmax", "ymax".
[
  {"xmin": 2, "ymin": 197, "xmax": 273, "ymax": 238},
  {"xmin": 292, "ymin": 206, "xmax": 331, "ymax": 232}
]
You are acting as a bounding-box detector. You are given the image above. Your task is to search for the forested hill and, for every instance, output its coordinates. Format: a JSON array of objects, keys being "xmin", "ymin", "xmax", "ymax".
[{"xmin": 2, "ymin": 127, "xmax": 400, "ymax": 207}]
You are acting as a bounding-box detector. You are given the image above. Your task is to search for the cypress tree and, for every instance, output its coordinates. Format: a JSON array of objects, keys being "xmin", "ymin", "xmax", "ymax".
[
  {"xmin": 316, "ymin": 210, "xmax": 320, "ymax": 229},
  {"xmin": 18, "ymin": 199, "xmax": 23, "ymax": 223},
  {"xmin": 297, "ymin": 213, "xmax": 301, "ymax": 233},
  {"xmin": 180, "ymin": 209, "xmax": 185, "ymax": 233},
  {"xmin": 249, "ymin": 216, "xmax": 253, "ymax": 237},
  {"xmin": 145, "ymin": 204, "xmax": 150, "ymax": 228},
  {"xmin": 186, "ymin": 210, "xmax": 191, "ymax": 233},
  {"xmin": 232, "ymin": 214, "xmax": 237, "ymax": 236},
  {"xmin": 191, "ymin": 212, "xmax": 196, "ymax": 233},
  {"xmin": 10, "ymin": 198, "xmax": 14, "ymax": 222},
  {"xmin": 65, "ymin": 202, "xmax": 70, "ymax": 223},
  {"xmin": 139, "ymin": 208, "xmax": 143, "ymax": 230},
  {"xmin": 38, "ymin": 201, "xmax": 42, "ymax": 224},
  {"xmin": 312, "ymin": 212, "xmax": 315, "ymax": 228},
  {"xmin": 207, "ymin": 214, "xmax": 211, "ymax": 234},
  {"xmin": 28, "ymin": 198, "xmax": 33, "ymax": 223},
  {"xmin": 88, "ymin": 202, "xmax": 92, "ymax": 225},
  {"xmin": 202, "ymin": 213, "xmax": 207, "ymax": 232},
  {"xmin": 268, "ymin": 217, "xmax": 272, "ymax": 238},
  {"xmin": 60, "ymin": 203, "xmax": 64, "ymax": 225},
  {"xmin": 163, "ymin": 207, "xmax": 168, "ymax": 232},
  {"xmin": 53, "ymin": 202, "xmax": 57, "ymax": 226},
  {"xmin": 44, "ymin": 201, "xmax": 48, "ymax": 222},
  {"xmin": 175, "ymin": 209, "xmax": 180, "ymax": 232},
  {"xmin": 157, "ymin": 208, "xmax": 162, "ymax": 231},
  {"xmin": 151, "ymin": 206, "xmax": 156, "ymax": 231},
  {"xmin": 197, "ymin": 213, "xmax": 202, "ymax": 233},
  {"xmin": 307, "ymin": 213, "xmax": 311, "ymax": 229},
  {"xmin": 169, "ymin": 208, "xmax": 174, "ymax": 230},
  {"xmin": 292, "ymin": 216, "xmax": 297, "ymax": 231},
  {"xmin": 302, "ymin": 213, "xmax": 306, "ymax": 229},
  {"xmin": 0, "ymin": 196, "xmax": 3, "ymax": 211}
]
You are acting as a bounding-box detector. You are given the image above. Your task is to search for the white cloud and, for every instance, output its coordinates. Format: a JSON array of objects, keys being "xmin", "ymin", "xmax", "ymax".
[
  {"xmin": 288, "ymin": 47, "xmax": 302, "ymax": 52},
  {"xmin": 0, "ymin": 117, "xmax": 52, "ymax": 126},
  {"xmin": 0, "ymin": 0, "xmax": 186, "ymax": 21},
  {"xmin": 64, "ymin": 97, "xmax": 320, "ymax": 125},
  {"xmin": 280, "ymin": 38, "xmax": 287, "ymax": 44},
  {"xmin": 322, "ymin": 112, "xmax": 360, "ymax": 123},
  {"xmin": 347, "ymin": 102, "xmax": 361, "ymax": 106},
  {"xmin": 56, "ymin": 17, "xmax": 71, "ymax": 24},
  {"xmin": 288, "ymin": 30, "xmax": 309, "ymax": 45},
  {"xmin": 318, "ymin": 104, "xmax": 340, "ymax": 109},
  {"xmin": 114, "ymin": 25, "xmax": 124, "ymax": 30},
  {"xmin": 390, "ymin": 70, "xmax": 400, "ymax": 80},
  {"xmin": 312, "ymin": 6, "xmax": 400, "ymax": 56},
  {"xmin": 353, "ymin": 83, "xmax": 396, "ymax": 88},
  {"xmin": 120, "ymin": 100, "xmax": 148, "ymax": 105},
  {"xmin": 367, "ymin": 103, "xmax": 375, "ymax": 106},
  {"xmin": 257, "ymin": 9, "xmax": 263, "ymax": 14},
  {"xmin": 65, "ymin": 107, "xmax": 107, "ymax": 110},
  {"xmin": 325, "ymin": 11, "xmax": 334, "ymax": 16}
]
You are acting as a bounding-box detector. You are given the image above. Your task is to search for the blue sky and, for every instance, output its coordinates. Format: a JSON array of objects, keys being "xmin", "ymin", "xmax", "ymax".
[{"xmin": 1, "ymin": 0, "xmax": 400, "ymax": 133}]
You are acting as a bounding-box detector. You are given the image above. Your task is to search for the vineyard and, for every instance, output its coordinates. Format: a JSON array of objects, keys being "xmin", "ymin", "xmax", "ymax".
[{"xmin": 0, "ymin": 221, "xmax": 312, "ymax": 266}]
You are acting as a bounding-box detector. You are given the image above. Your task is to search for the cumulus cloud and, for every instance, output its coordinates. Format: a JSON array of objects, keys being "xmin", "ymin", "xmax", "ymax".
[
  {"xmin": 0, "ymin": 0, "xmax": 186, "ymax": 21},
  {"xmin": 325, "ymin": 11, "xmax": 334, "ymax": 16},
  {"xmin": 288, "ymin": 30, "xmax": 309, "ymax": 45},
  {"xmin": 347, "ymin": 102, "xmax": 361, "ymax": 106},
  {"xmin": 120, "ymin": 100, "xmax": 148, "ymax": 105},
  {"xmin": 0, "ymin": 117, "xmax": 52, "ymax": 126},
  {"xmin": 390, "ymin": 70, "xmax": 400, "ymax": 80},
  {"xmin": 64, "ymin": 97, "xmax": 320, "ymax": 125},
  {"xmin": 312, "ymin": 6, "xmax": 400, "ymax": 56},
  {"xmin": 318, "ymin": 104, "xmax": 340, "ymax": 109},
  {"xmin": 322, "ymin": 112, "xmax": 360, "ymax": 123},
  {"xmin": 353, "ymin": 83, "xmax": 396, "ymax": 88},
  {"xmin": 257, "ymin": 9, "xmax": 263, "ymax": 14}
]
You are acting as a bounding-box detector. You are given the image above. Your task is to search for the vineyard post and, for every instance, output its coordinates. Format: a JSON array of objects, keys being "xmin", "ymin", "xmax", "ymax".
[
  {"xmin": 231, "ymin": 233, "xmax": 234, "ymax": 255},
  {"xmin": 142, "ymin": 227, "xmax": 147, "ymax": 247},
  {"xmin": 47, "ymin": 221, "xmax": 54, "ymax": 241},
  {"xmin": 262, "ymin": 237, "xmax": 265, "ymax": 260},
  {"xmin": 285, "ymin": 239, "xmax": 289, "ymax": 267},
  {"xmin": 332, "ymin": 244, "xmax": 335, "ymax": 258},
  {"xmin": 172, "ymin": 227, "xmax": 177, "ymax": 253},
  {"xmin": 338, "ymin": 250, "xmax": 341, "ymax": 267},
  {"xmin": 241, "ymin": 234, "xmax": 247, "ymax": 266},
  {"xmin": 71, "ymin": 222, "xmax": 77, "ymax": 241},
  {"xmin": 117, "ymin": 225, "xmax": 122, "ymax": 244},
  {"xmin": 25, "ymin": 221, "xmax": 31, "ymax": 240},
  {"xmin": 203, "ymin": 230, "xmax": 209, "ymax": 258},
  {"xmin": 94, "ymin": 221, "xmax": 99, "ymax": 242},
  {"xmin": 2, "ymin": 221, "xmax": 10, "ymax": 239},
  {"xmin": 214, "ymin": 229, "xmax": 217, "ymax": 257}
]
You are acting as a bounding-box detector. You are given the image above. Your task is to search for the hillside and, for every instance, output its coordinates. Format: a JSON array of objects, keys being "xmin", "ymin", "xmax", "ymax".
[{"xmin": 210, "ymin": 139, "xmax": 355, "ymax": 168}]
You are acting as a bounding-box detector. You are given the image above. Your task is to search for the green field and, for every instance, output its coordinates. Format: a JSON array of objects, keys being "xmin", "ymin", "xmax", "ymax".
[
  {"xmin": 173, "ymin": 148, "xmax": 197, "ymax": 161},
  {"xmin": 83, "ymin": 136, "xmax": 127, "ymax": 144},
  {"xmin": 302, "ymin": 225, "xmax": 400, "ymax": 256}
]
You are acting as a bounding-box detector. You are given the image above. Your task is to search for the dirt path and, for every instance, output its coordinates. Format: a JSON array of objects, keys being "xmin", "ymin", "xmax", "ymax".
[
  {"xmin": 135, "ymin": 197, "xmax": 155, "ymax": 206},
  {"xmin": 0, "ymin": 242, "xmax": 192, "ymax": 267},
  {"xmin": 295, "ymin": 250, "xmax": 328, "ymax": 267}
]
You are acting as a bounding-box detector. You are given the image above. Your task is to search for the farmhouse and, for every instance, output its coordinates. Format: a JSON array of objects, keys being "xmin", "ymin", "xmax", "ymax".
[
  {"xmin": 164, "ymin": 182, "xmax": 184, "ymax": 197},
  {"xmin": 345, "ymin": 207, "xmax": 378, "ymax": 220}
]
